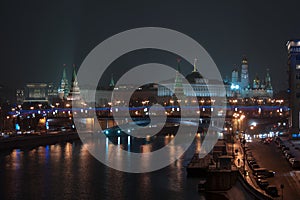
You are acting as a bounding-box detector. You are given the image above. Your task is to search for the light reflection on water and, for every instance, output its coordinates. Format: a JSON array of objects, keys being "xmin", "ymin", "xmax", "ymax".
[{"xmin": 0, "ymin": 135, "xmax": 228, "ymax": 200}]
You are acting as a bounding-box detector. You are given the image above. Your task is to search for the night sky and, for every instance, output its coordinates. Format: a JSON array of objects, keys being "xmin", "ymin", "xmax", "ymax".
[{"xmin": 1, "ymin": 0, "xmax": 300, "ymax": 94}]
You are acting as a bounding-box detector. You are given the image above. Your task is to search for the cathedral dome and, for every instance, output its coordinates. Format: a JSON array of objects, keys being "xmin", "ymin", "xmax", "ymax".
[{"xmin": 185, "ymin": 71, "xmax": 203, "ymax": 84}]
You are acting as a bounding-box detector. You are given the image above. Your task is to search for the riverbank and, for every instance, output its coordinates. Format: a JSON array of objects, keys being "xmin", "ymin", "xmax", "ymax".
[{"xmin": 0, "ymin": 132, "xmax": 80, "ymax": 150}]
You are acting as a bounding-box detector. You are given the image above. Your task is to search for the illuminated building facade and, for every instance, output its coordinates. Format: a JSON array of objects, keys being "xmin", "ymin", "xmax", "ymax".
[
  {"xmin": 287, "ymin": 40, "xmax": 300, "ymax": 134},
  {"xmin": 24, "ymin": 83, "xmax": 48, "ymax": 103},
  {"xmin": 67, "ymin": 66, "xmax": 81, "ymax": 101},
  {"xmin": 16, "ymin": 88, "xmax": 25, "ymax": 103},
  {"xmin": 240, "ymin": 57, "xmax": 249, "ymax": 90},
  {"xmin": 230, "ymin": 57, "xmax": 273, "ymax": 98},
  {"xmin": 58, "ymin": 65, "xmax": 69, "ymax": 100},
  {"xmin": 158, "ymin": 61, "xmax": 232, "ymax": 98}
]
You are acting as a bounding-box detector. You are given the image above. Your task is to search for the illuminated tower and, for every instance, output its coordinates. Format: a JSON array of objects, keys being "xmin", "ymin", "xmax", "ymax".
[
  {"xmin": 253, "ymin": 74, "xmax": 260, "ymax": 89},
  {"xmin": 109, "ymin": 73, "xmax": 115, "ymax": 88},
  {"xmin": 58, "ymin": 64, "xmax": 69, "ymax": 99},
  {"xmin": 231, "ymin": 68, "xmax": 239, "ymax": 85},
  {"xmin": 287, "ymin": 40, "xmax": 300, "ymax": 134},
  {"xmin": 265, "ymin": 68, "xmax": 273, "ymax": 94},
  {"xmin": 67, "ymin": 65, "xmax": 81, "ymax": 101},
  {"xmin": 173, "ymin": 58, "xmax": 184, "ymax": 99},
  {"xmin": 240, "ymin": 57, "xmax": 249, "ymax": 89}
]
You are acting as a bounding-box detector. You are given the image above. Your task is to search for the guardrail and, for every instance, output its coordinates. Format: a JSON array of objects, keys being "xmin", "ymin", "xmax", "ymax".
[{"xmin": 237, "ymin": 170, "xmax": 273, "ymax": 200}]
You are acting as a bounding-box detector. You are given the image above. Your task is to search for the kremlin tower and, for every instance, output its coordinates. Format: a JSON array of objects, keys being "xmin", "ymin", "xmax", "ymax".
[
  {"xmin": 230, "ymin": 56, "xmax": 273, "ymax": 98},
  {"xmin": 57, "ymin": 64, "xmax": 81, "ymax": 103},
  {"xmin": 58, "ymin": 64, "xmax": 69, "ymax": 100},
  {"xmin": 173, "ymin": 58, "xmax": 184, "ymax": 100},
  {"xmin": 67, "ymin": 65, "xmax": 81, "ymax": 101},
  {"xmin": 240, "ymin": 56, "xmax": 249, "ymax": 89}
]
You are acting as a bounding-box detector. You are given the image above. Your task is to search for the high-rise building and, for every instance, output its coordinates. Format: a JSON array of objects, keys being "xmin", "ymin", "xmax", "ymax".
[
  {"xmin": 287, "ymin": 40, "xmax": 300, "ymax": 134},
  {"xmin": 240, "ymin": 57, "xmax": 249, "ymax": 89}
]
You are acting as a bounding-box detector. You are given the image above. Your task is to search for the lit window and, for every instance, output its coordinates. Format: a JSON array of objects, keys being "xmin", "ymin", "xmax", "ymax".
[{"xmin": 296, "ymin": 65, "xmax": 300, "ymax": 70}]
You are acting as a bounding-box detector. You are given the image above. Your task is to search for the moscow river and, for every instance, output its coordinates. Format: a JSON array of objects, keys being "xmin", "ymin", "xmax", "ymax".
[
  {"xmin": 0, "ymin": 137, "xmax": 209, "ymax": 200},
  {"xmin": 0, "ymin": 131, "xmax": 248, "ymax": 200}
]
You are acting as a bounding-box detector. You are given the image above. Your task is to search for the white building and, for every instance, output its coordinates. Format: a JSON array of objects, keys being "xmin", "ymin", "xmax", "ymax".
[{"xmin": 157, "ymin": 61, "xmax": 232, "ymax": 98}]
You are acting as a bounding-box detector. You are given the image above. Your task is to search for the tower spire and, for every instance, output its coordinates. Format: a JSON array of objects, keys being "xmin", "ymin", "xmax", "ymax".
[
  {"xmin": 109, "ymin": 73, "xmax": 115, "ymax": 87},
  {"xmin": 71, "ymin": 64, "xmax": 78, "ymax": 84},
  {"xmin": 176, "ymin": 58, "xmax": 181, "ymax": 73},
  {"xmin": 265, "ymin": 68, "xmax": 273, "ymax": 90},
  {"xmin": 58, "ymin": 64, "xmax": 69, "ymax": 99},
  {"xmin": 62, "ymin": 64, "xmax": 67, "ymax": 79},
  {"xmin": 67, "ymin": 64, "xmax": 81, "ymax": 101},
  {"xmin": 193, "ymin": 58, "xmax": 197, "ymax": 72},
  {"xmin": 240, "ymin": 55, "xmax": 249, "ymax": 89}
]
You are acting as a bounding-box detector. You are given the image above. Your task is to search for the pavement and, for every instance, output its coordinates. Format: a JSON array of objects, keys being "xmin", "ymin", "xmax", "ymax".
[
  {"xmin": 247, "ymin": 138, "xmax": 300, "ymax": 200},
  {"xmin": 226, "ymin": 138, "xmax": 274, "ymax": 198}
]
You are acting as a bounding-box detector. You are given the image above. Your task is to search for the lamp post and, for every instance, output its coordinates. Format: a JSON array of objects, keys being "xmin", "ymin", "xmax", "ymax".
[
  {"xmin": 280, "ymin": 184, "xmax": 284, "ymax": 200},
  {"xmin": 230, "ymin": 127, "xmax": 234, "ymax": 158},
  {"xmin": 243, "ymin": 139, "xmax": 246, "ymax": 176}
]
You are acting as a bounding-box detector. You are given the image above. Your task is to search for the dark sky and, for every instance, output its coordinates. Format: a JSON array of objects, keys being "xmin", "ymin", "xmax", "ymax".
[{"xmin": 1, "ymin": 0, "xmax": 300, "ymax": 93}]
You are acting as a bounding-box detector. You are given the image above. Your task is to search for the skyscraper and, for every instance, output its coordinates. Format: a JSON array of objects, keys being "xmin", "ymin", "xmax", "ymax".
[{"xmin": 287, "ymin": 40, "xmax": 300, "ymax": 134}]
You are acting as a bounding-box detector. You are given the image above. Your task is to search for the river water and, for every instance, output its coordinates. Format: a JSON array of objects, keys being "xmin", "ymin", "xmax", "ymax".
[{"xmin": 0, "ymin": 135, "xmax": 230, "ymax": 200}]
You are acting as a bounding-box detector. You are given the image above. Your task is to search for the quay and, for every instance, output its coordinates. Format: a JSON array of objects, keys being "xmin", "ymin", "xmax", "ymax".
[
  {"xmin": 186, "ymin": 137, "xmax": 274, "ymax": 199},
  {"xmin": 0, "ymin": 132, "xmax": 80, "ymax": 150}
]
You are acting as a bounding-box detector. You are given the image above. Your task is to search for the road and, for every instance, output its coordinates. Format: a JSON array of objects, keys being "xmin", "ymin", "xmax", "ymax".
[{"xmin": 247, "ymin": 139, "xmax": 300, "ymax": 200}]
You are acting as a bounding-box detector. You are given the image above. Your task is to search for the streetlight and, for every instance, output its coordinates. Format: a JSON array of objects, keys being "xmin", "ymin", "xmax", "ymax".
[
  {"xmin": 243, "ymin": 139, "xmax": 246, "ymax": 176},
  {"xmin": 170, "ymin": 99, "xmax": 174, "ymax": 114},
  {"xmin": 280, "ymin": 184, "xmax": 284, "ymax": 200},
  {"xmin": 230, "ymin": 127, "xmax": 234, "ymax": 159},
  {"xmin": 240, "ymin": 114, "xmax": 245, "ymax": 131}
]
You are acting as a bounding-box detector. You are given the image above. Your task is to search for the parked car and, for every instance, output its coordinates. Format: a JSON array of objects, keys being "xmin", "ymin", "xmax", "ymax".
[
  {"xmin": 263, "ymin": 138, "xmax": 272, "ymax": 144},
  {"xmin": 283, "ymin": 150, "xmax": 290, "ymax": 156},
  {"xmin": 286, "ymin": 154, "xmax": 294, "ymax": 160},
  {"xmin": 248, "ymin": 160, "xmax": 257, "ymax": 165},
  {"xmin": 254, "ymin": 168, "xmax": 275, "ymax": 178},
  {"xmin": 265, "ymin": 185, "xmax": 279, "ymax": 197},
  {"xmin": 246, "ymin": 151, "xmax": 253, "ymax": 157},
  {"xmin": 291, "ymin": 160, "xmax": 300, "ymax": 169},
  {"xmin": 279, "ymin": 144, "xmax": 286, "ymax": 149},
  {"xmin": 282, "ymin": 146, "xmax": 289, "ymax": 152},
  {"xmin": 254, "ymin": 175, "xmax": 265, "ymax": 181},
  {"xmin": 247, "ymin": 156, "xmax": 255, "ymax": 162},
  {"xmin": 250, "ymin": 164, "xmax": 260, "ymax": 170},
  {"xmin": 289, "ymin": 157, "xmax": 295, "ymax": 164},
  {"xmin": 256, "ymin": 178, "xmax": 269, "ymax": 189}
]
